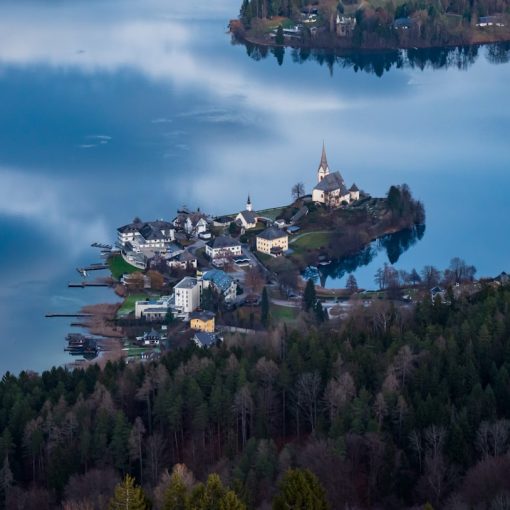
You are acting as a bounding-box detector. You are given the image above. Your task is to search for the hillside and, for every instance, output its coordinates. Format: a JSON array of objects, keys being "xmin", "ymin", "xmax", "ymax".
[{"xmin": 2, "ymin": 280, "xmax": 510, "ymax": 508}]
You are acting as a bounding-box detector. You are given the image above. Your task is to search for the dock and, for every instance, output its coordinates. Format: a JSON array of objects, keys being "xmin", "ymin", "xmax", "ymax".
[
  {"xmin": 77, "ymin": 263, "xmax": 109, "ymax": 271},
  {"xmin": 68, "ymin": 282, "xmax": 110, "ymax": 288},
  {"xmin": 45, "ymin": 313, "xmax": 93, "ymax": 318},
  {"xmin": 91, "ymin": 242, "xmax": 112, "ymax": 250}
]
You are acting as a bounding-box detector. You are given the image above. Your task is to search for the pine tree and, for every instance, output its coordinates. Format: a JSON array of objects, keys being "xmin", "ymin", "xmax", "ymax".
[
  {"xmin": 220, "ymin": 491, "xmax": 247, "ymax": 510},
  {"xmin": 261, "ymin": 287, "xmax": 270, "ymax": 327},
  {"xmin": 346, "ymin": 274, "xmax": 358, "ymax": 294},
  {"xmin": 109, "ymin": 475, "xmax": 148, "ymax": 510},
  {"xmin": 164, "ymin": 470, "xmax": 189, "ymax": 510},
  {"xmin": 275, "ymin": 24, "xmax": 285, "ymax": 45},
  {"xmin": 303, "ymin": 279, "xmax": 316, "ymax": 312},
  {"xmin": 273, "ymin": 468, "xmax": 329, "ymax": 510}
]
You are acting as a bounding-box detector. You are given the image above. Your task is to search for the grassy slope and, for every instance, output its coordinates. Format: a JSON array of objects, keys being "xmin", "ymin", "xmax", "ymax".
[{"xmin": 108, "ymin": 255, "xmax": 140, "ymax": 280}]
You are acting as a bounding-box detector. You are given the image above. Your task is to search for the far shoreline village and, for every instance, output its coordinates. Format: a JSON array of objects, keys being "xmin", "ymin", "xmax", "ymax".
[{"xmin": 229, "ymin": 0, "xmax": 510, "ymax": 52}]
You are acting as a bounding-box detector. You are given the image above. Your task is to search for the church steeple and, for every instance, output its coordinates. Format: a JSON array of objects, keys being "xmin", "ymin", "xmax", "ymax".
[
  {"xmin": 317, "ymin": 142, "xmax": 330, "ymax": 182},
  {"xmin": 246, "ymin": 194, "xmax": 252, "ymax": 212}
]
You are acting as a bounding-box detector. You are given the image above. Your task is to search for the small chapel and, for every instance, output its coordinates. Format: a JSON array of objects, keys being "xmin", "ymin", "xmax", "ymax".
[{"xmin": 311, "ymin": 144, "xmax": 360, "ymax": 207}]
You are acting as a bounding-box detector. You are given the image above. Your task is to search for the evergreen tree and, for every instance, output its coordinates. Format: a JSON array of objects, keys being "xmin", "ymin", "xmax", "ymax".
[
  {"xmin": 164, "ymin": 470, "xmax": 189, "ymax": 510},
  {"xmin": 220, "ymin": 490, "xmax": 247, "ymax": 510},
  {"xmin": 275, "ymin": 25, "xmax": 285, "ymax": 45},
  {"xmin": 261, "ymin": 287, "xmax": 270, "ymax": 327},
  {"xmin": 303, "ymin": 279, "xmax": 316, "ymax": 312},
  {"xmin": 109, "ymin": 475, "xmax": 148, "ymax": 510},
  {"xmin": 273, "ymin": 468, "xmax": 329, "ymax": 510},
  {"xmin": 346, "ymin": 274, "xmax": 358, "ymax": 294}
]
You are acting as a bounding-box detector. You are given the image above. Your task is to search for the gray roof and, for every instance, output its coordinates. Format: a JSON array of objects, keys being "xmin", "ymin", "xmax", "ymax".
[
  {"xmin": 190, "ymin": 310, "xmax": 216, "ymax": 321},
  {"xmin": 238, "ymin": 210, "xmax": 257, "ymax": 224},
  {"xmin": 118, "ymin": 220, "xmax": 173, "ymax": 240},
  {"xmin": 207, "ymin": 235, "xmax": 241, "ymax": 249},
  {"xmin": 193, "ymin": 332, "xmax": 218, "ymax": 347},
  {"xmin": 178, "ymin": 251, "xmax": 197, "ymax": 262},
  {"xmin": 313, "ymin": 171, "xmax": 348, "ymax": 195},
  {"xmin": 349, "ymin": 183, "xmax": 359, "ymax": 192},
  {"xmin": 175, "ymin": 277, "xmax": 198, "ymax": 289},
  {"xmin": 258, "ymin": 227, "xmax": 288, "ymax": 241}
]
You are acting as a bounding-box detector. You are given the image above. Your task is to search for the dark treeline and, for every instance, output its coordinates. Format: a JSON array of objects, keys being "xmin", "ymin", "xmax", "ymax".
[
  {"xmin": 239, "ymin": 40, "xmax": 510, "ymax": 75},
  {"xmin": 2, "ymin": 282, "xmax": 510, "ymax": 508}
]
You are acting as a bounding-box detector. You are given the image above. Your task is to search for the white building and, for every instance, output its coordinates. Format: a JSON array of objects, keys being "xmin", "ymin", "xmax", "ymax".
[
  {"xmin": 117, "ymin": 219, "xmax": 175, "ymax": 252},
  {"xmin": 205, "ymin": 236, "xmax": 242, "ymax": 260},
  {"xmin": 311, "ymin": 144, "xmax": 360, "ymax": 207},
  {"xmin": 174, "ymin": 276, "xmax": 202, "ymax": 313},
  {"xmin": 236, "ymin": 196, "xmax": 258, "ymax": 229},
  {"xmin": 135, "ymin": 296, "xmax": 173, "ymax": 320}
]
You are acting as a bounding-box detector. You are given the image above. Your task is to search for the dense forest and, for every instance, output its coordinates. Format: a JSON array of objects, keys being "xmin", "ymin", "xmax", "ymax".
[
  {"xmin": 1, "ymin": 280, "xmax": 510, "ymax": 508},
  {"xmin": 235, "ymin": 0, "xmax": 510, "ymax": 50}
]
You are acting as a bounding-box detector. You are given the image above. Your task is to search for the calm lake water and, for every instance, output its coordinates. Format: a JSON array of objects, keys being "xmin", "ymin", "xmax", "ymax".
[{"xmin": 0, "ymin": 0, "xmax": 509, "ymax": 374}]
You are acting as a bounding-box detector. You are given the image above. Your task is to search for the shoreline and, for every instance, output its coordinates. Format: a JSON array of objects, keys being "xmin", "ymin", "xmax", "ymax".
[{"xmin": 231, "ymin": 21, "xmax": 510, "ymax": 53}]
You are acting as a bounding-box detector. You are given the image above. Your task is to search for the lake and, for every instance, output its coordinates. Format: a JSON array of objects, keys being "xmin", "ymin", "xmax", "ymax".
[{"xmin": 0, "ymin": 0, "xmax": 509, "ymax": 374}]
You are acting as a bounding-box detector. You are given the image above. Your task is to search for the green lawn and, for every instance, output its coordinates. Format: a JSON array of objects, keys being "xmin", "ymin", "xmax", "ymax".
[
  {"xmin": 271, "ymin": 304, "xmax": 299, "ymax": 323},
  {"xmin": 108, "ymin": 255, "xmax": 140, "ymax": 280},
  {"xmin": 255, "ymin": 206, "xmax": 287, "ymax": 221},
  {"xmin": 117, "ymin": 293, "xmax": 148, "ymax": 317},
  {"xmin": 291, "ymin": 232, "xmax": 331, "ymax": 251}
]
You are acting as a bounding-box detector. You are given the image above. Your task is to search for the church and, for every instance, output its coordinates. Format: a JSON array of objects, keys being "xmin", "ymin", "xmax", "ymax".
[{"xmin": 311, "ymin": 144, "xmax": 360, "ymax": 207}]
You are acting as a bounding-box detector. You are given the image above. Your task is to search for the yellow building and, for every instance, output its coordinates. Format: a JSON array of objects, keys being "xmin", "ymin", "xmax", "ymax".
[
  {"xmin": 256, "ymin": 227, "xmax": 288, "ymax": 256},
  {"xmin": 190, "ymin": 310, "xmax": 216, "ymax": 333}
]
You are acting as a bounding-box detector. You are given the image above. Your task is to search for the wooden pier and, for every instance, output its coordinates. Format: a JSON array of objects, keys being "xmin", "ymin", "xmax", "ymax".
[
  {"xmin": 68, "ymin": 282, "xmax": 110, "ymax": 288},
  {"xmin": 45, "ymin": 313, "xmax": 93, "ymax": 318},
  {"xmin": 78, "ymin": 263, "xmax": 109, "ymax": 271}
]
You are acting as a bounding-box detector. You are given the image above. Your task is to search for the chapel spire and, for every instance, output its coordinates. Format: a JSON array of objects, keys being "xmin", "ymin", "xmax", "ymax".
[
  {"xmin": 317, "ymin": 142, "xmax": 330, "ymax": 182},
  {"xmin": 246, "ymin": 194, "xmax": 252, "ymax": 212}
]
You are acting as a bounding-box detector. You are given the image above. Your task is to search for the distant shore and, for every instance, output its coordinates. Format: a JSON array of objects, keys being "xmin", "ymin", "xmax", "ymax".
[{"xmin": 230, "ymin": 19, "xmax": 510, "ymax": 52}]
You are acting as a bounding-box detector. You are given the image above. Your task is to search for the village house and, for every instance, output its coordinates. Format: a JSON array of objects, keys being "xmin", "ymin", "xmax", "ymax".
[
  {"xmin": 192, "ymin": 331, "xmax": 220, "ymax": 349},
  {"xmin": 311, "ymin": 144, "xmax": 360, "ymax": 207},
  {"xmin": 256, "ymin": 227, "xmax": 289, "ymax": 256},
  {"xmin": 174, "ymin": 276, "xmax": 202, "ymax": 314},
  {"xmin": 117, "ymin": 219, "xmax": 175, "ymax": 252},
  {"xmin": 173, "ymin": 211, "xmax": 209, "ymax": 237},
  {"xmin": 213, "ymin": 215, "xmax": 235, "ymax": 228},
  {"xmin": 236, "ymin": 196, "xmax": 258, "ymax": 230},
  {"xmin": 202, "ymin": 269, "xmax": 238, "ymax": 303},
  {"xmin": 190, "ymin": 310, "xmax": 216, "ymax": 332},
  {"xmin": 135, "ymin": 296, "xmax": 173, "ymax": 320},
  {"xmin": 205, "ymin": 235, "xmax": 242, "ymax": 260},
  {"xmin": 167, "ymin": 250, "xmax": 198, "ymax": 271},
  {"xmin": 136, "ymin": 328, "xmax": 162, "ymax": 347}
]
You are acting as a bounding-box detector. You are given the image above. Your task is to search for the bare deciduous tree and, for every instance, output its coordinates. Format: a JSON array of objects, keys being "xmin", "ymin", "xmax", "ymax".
[{"xmin": 291, "ymin": 182, "xmax": 305, "ymax": 200}]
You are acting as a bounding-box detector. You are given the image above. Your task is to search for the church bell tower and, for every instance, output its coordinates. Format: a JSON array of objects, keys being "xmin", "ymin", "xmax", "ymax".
[{"xmin": 317, "ymin": 142, "xmax": 330, "ymax": 182}]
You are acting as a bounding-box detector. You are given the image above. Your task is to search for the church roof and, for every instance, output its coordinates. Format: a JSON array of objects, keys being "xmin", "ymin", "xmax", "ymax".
[
  {"xmin": 318, "ymin": 142, "xmax": 329, "ymax": 172},
  {"xmin": 238, "ymin": 210, "xmax": 257, "ymax": 224},
  {"xmin": 314, "ymin": 171, "xmax": 348, "ymax": 195}
]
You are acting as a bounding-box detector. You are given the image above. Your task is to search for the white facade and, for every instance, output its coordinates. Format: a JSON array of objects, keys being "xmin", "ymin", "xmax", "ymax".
[
  {"xmin": 135, "ymin": 296, "xmax": 172, "ymax": 319},
  {"xmin": 174, "ymin": 277, "xmax": 202, "ymax": 313},
  {"xmin": 205, "ymin": 237, "xmax": 242, "ymax": 259},
  {"xmin": 184, "ymin": 217, "xmax": 208, "ymax": 236}
]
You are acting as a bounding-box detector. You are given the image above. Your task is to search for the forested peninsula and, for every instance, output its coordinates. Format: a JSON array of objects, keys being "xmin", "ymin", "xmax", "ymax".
[
  {"xmin": 231, "ymin": 0, "xmax": 510, "ymax": 50},
  {"xmin": 2, "ymin": 280, "xmax": 510, "ymax": 508}
]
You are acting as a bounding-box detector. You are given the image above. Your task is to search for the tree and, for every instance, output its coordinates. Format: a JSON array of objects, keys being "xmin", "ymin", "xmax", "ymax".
[
  {"xmin": 273, "ymin": 468, "xmax": 329, "ymax": 510},
  {"xmin": 220, "ymin": 491, "xmax": 246, "ymax": 510},
  {"xmin": 109, "ymin": 475, "xmax": 147, "ymax": 510},
  {"xmin": 292, "ymin": 182, "xmax": 305, "ymax": 201},
  {"xmin": 303, "ymin": 279, "xmax": 316, "ymax": 312},
  {"xmin": 421, "ymin": 265, "xmax": 441, "ymax": 289},
  {"xmin": 261, "ymin": 287, "xmax": 270, "ymax": 327},
  {"xmin": 346, "ymin": 274, "xmax": 358, "ymax": 294},
  {"xmin": 163, "ymin": 470, "xmax": 189, "ymax": 510},
  {"xmin": 275, "ymin": 25, "xmax": 284, "ymax": 45}
]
